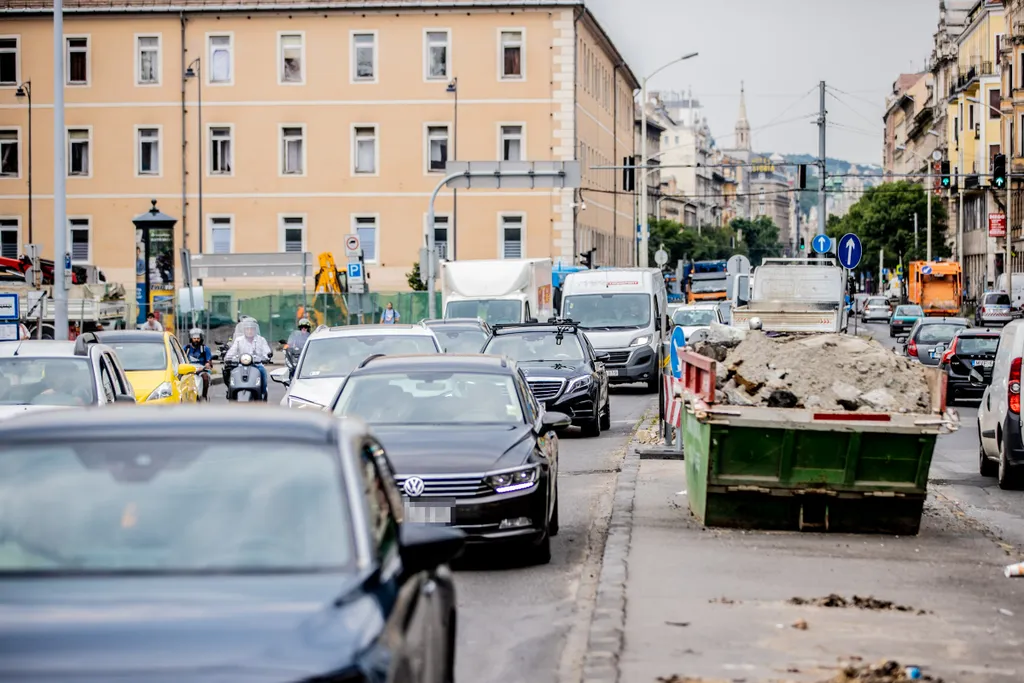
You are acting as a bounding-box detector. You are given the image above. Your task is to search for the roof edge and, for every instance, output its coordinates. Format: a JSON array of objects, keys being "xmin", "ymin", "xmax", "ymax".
[
  {"xmin": 578, "ymin": 5, "xmax": 640, "ymax": 90},
  {"xmin": 2, "ymin": 0, "xmax": 578, "ymax": 14}
]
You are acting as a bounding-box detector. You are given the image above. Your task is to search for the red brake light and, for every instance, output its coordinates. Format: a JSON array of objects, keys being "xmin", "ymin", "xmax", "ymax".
[
  {"xmin": 908, "ymin": 340, "xmax": 918, "ymax": 357},
  {"xmin": 1010, "ymin": 357, "xmax": 1021, "ymax": 414}
]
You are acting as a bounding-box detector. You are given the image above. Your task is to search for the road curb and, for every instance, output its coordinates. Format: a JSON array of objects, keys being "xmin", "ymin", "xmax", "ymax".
[{"xmin": 579, "ymin": 412, "xmax": 648, "ymax": 683}]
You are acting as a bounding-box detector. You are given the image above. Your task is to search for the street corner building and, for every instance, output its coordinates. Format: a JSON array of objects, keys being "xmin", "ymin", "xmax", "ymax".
[{"xmin": 0, "ymin": 0, "xmax": 639, "ymax": 296}]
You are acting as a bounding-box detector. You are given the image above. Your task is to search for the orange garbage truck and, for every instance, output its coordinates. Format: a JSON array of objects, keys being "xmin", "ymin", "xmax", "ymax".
[{"xmin": 907, "ymin": 260, "xmax": 962, "ymax": 316}]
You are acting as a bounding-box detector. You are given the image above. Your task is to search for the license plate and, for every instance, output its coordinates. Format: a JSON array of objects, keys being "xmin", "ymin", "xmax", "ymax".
[
  {"xmin": 403, "ymin": 500, "xmax": 452, "ymax": 524},
  {"xmin": 607, "ymin": 369, "xmax": 620, "ymax": 377},
  {"xmin": 973, "ymin": 360, "xmax": 994, "ymax": 367},
  {"xmin": 930, "ymin": 350, "xmax": 940, "ymax": 359}
]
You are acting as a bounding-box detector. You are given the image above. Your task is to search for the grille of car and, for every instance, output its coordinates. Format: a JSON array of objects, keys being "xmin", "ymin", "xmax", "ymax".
[
  {"xmin": 603, "ymin": 350, "xmax": 632, "ymax": 365},
  {"xmin": 527, "ymin": 379, "xmax": 565, "ymax": 401},
  {"xmin": 395, "ymin": 475, "xmax": 490, "ymax": 498}
]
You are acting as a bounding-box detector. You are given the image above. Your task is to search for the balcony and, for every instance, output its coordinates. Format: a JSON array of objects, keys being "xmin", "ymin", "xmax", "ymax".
[{"xmin": 949, "ymin": 60, "xmax": 996, "ymax": 95}]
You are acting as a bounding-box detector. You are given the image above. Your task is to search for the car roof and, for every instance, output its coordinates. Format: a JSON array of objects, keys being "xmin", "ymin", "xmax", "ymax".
[
  {"xmin": 349, "ymin": 353, "xmax": 513, "ymax": 375},
  {"xmin": 423, "ymin": 321, "xmax": 488, "ymax": 330},
  {"xmin": 956, "ymin": 328, "xmax": 1000, "ymax": 337},
  {"xmin": 675, "ymin": 303, "xmax": 719, "ymax": 310},
  {"xmin": 917, "ymin": 317, "xmax": 969, "ymax": 324},
  {"xmin": 422, "ymin": 318, "xmax": 487, "ymax": 326},
  {"xmin": 95, "ymin": 331, "xmax": 167, "ymax": 344},
  {"xmin": 311, "ymin": 324, "xmax": 437, "ymax": 339},
  {"xmin": 491, "ymin": 323, "xmax": 581, "ymax": 335},
  {"xmin": 0, "ymin": 405, "xmax": 366, "ymax": 444},
  {"xmin": 0, "ymin": 340, "xmax": 112, "ymax": 359}
]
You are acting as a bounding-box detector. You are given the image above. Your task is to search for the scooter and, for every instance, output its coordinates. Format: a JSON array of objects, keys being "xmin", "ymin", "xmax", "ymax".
[
  {"xmin": 194, "ymin": 366, "xmax": 211, "ymax": 401},
  {"xmin": 281, "ymin": 340, "xmax": 302, "ymax": 380},
  {"xmin": 225, "ymin": 353, "xmax": 268, "ymax": 402}
]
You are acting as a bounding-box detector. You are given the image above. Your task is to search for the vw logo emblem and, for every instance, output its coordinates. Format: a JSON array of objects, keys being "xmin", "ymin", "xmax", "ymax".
[{"xmin": 403, "ymin": 477, "xmax": 426, "ymax": 497}]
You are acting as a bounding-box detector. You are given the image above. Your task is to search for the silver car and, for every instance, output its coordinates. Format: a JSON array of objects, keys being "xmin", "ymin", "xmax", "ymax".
[
  {"xmin": 977, "ymin": 291, "xmax": 1013, "ymax": 327},
  {"xmin": 862, "ymin": 296, "xmax": 892, "ymax": 322}
]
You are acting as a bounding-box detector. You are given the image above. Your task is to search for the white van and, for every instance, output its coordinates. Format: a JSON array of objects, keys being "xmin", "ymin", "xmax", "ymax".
[
  {"xmin": 560, "ymin": 268, "xmax": 667, "ymax": 392},
  {"xmin": 995, "ymin": 273, "xmax": 1024, "ymax": 309},
  {"xmin": 977, "ymin": 319, "xmax": 1024, "ymax": 489}
]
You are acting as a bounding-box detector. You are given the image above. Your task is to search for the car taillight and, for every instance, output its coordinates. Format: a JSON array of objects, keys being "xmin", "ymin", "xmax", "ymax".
[
  {"xmin": 908, "ymin": 340, "xmax": 918, "ymax": 357},
  {"xmin": 940, "ymin": 339, "xmax": 956, "ymax": 365},
  {"xmin": 1011, "ymin": 358, "xmax": 1022, "ymax": 414}
]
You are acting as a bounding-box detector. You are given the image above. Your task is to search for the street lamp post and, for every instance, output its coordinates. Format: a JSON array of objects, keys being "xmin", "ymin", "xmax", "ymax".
[
  {"xmin": 185, "ymin": 60, "xmax": 203, "ymax": 253},
  {"xmin": 639, "ymin": 52, "xmax": 697, "ymax": 268},
  {"xmin": 447, "ymin": 77, "xmax": 458, "ymax": 260},
  {"xmin": 14, "ymin": 81, "xmax": 31, "ymax": 244}
]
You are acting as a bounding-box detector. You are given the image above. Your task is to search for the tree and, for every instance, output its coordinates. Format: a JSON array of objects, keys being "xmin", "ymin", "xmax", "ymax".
[
  {"xmin": 406, "ymin": 262, "xmax": 427, "ymax": 291},
  {"xmin": 731, "ymin": 216, "xmax": 782, "ymax": 266},
  {"xmin": 648, "ymin": 219, "xmax": 742, "ymax": 268}
]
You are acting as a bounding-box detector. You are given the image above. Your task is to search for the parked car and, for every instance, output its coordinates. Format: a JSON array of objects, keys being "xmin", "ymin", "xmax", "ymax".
[
  {"xmin": 670, "ymin": 303, "xmax": 725, "ymax": 340},
  {"xmin": 977, "ymin": 320, "xmax": 1024, "ymax": 488},
  {"xmin": 862, "ymin": 296, "xmax": 892, "ymax": 322},
  {"xmin": 896, "ymin": 317, "xmax": 970, "ymax": 365},
  {"xmin": 853, "ymin": 293, "xmax": 871, "ymax": 317},
  {"xmin": 0, "ymin": 407, "xmax": 464, "ymax": 681},
  {"xmin": 889, "ymin": 304, "xmax": 924, "ymax": 337},
  {"xmin": 976, "ymin": 291, "xmax": 1014, "ymax": 327},
  {"xmin": 96, "ymin": 331, "xmax": 198, "ymax": 404},
  {"xmin": 938, "ymin": 328, "xmax": 999, "ymax": 404},
  {"xmin": 420, "ymin": 318, "xmax": 492, "ymax": 354}
]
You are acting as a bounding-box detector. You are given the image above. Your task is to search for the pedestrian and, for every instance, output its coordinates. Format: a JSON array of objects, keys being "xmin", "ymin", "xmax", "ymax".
[
  {"xmin": 141, "ymin": 312, "xmax": 164, "ymax": 332},
  {"xmin": 380, "ymin": 302, "xmax": 400, "ymax": 325}
]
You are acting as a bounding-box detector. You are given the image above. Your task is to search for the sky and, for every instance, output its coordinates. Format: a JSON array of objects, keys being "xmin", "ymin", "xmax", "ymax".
[{"xmin": 585, "ymin": 0, "xmax": 943, "ymax": 166}]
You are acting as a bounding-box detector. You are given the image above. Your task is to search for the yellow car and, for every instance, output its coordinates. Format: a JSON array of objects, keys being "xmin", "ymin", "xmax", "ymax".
[{"xmin": 96, "ymin": 331, "xmax": 199, "ymax": 404}]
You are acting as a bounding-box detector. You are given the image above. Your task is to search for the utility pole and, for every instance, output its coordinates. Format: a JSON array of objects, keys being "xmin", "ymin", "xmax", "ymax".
[
  {"xmin": 958, "ymin": 134, "xmax": 965, "ymax": 267},
  {"xmin": 817, "ymin": 81, "xmax": 827, "ymax": 242},
  {"xmin": 1007, "ymin": 101, "xmax": 1013, "ymax": 306},
  {"xmin": 914, "ymin": 212, "xmax": 919, "ymax": 253},
  {"xmin": 52, "ymin": 0, "xmax": 68, "ymax": 340},
  {"xmin": 927, "ymin": 162, "xmax": 932, "ymax": 262},
  {"xmin": 879, "ymin": 248, "xmax": 884, "ymax": 296}
]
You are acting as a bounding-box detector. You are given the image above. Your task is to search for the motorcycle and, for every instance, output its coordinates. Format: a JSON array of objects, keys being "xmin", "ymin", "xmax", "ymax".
[
  {"xmin": 281, "ymin": 339, "xmax": 302, "ymax": 380},
  {"xmin": 225, "ymin": 353, "xmax": 268, "ymax": 402}
]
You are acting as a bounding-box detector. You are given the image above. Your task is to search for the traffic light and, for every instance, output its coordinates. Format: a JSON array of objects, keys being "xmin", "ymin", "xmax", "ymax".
[
  {"xmin": 799, "ymin": 237, "xmax": 806, "ymax": 251},
  {"xmin": 940, "ymin": 160, "xmax": 951, "ymax": 189},
  {"xmin": 622, "ymin": 157, "xmax": 635, "ymax": 192},
  {"xmin": 994, "ymin": 153, "xmax": 1007, "ymax": 189},
  {"xmin": 579, "ymin": 248, "xmax": 597, "ymax": 268},
  {"xmin": 798, "ymin": 164, "xmax": 807, "ymax": 189}
]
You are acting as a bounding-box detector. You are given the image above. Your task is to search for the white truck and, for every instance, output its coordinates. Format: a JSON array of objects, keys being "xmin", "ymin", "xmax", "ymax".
[
  {"xmin": 730, "ymin": 257, "xmax": 848, "ymax": 333},
  {"xmin": 441, "ymin": 258, "xmax": 554, "ymax": 325},
  {"xmin": 3, "ymin": 283, "xmax": 130, "ymax": 339}
]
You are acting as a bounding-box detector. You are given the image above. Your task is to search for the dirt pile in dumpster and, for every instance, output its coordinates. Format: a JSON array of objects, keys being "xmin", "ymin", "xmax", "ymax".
[{"xmin": 693, "ymin": 329, "xmax": 932, "ymax": 412}]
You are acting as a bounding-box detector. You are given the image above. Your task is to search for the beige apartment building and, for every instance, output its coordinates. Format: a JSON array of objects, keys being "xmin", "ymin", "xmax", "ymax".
[{"xmin": 0, "ymin": 0, "xmax": 637, "ymax": 292}]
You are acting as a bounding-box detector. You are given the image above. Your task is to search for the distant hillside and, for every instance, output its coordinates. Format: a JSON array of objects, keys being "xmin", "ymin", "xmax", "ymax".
[{"xmin": 779, "ymin": 154, "xmax": 882, "ymax": 177}]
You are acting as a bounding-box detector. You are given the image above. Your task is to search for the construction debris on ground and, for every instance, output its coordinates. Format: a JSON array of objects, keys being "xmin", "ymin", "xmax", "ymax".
[{"xmin": 691, "ymin": 323, "xmax": 932, "ymax": 413}]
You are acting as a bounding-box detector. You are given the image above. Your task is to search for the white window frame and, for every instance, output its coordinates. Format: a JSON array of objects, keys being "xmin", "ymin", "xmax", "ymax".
[
  {"xmin": 0, "ymin": 36, "xmax": 21, "ymax": 88},
  {"xmin": 278, "ymin": 214, "xmax": 307, "ymax": 253},
  {"xmin": 498, "ymin": 28, "xmax": 525, "ymax": 81},
  {"xmin": 425, "ymin": 213, "xmax": 450, "ymax": 261},
  {"xmin": 68, "ymin": 216, "xmax": 92, "ymax": 264},
  {"xmin": 135, "ymin": 34, "xmax": 161, "ymax": 86},
  {"xmin": 206, "ymin": 215, "xmax": 235, "ymax": 254},
  {"xmin": 352, "ymin": 124, "xmax": 379, "ymax": 176},
  {"xmin": 206, "ymin": 33, "xmax": 234, "ymax": 86},
  {"xmin": 352, "ymin": 213, "xmax": 380, "ymax": 264},
  {"xmin": 0, "ymin": 127, "xmax": 20, "ymax": 179},
  {"xmin": 279, "ymin": 124, "xmax": 307, "ymax": 177},
  {"xmin": 423, "ymin": 28, "xmax": 451, "ymax": 82},
  {"xmin": 277, "ymin": 31, "xmax": 305, "ymax": 86},
  {"xmin": 65, "ymin": 35, "xmax": 90, "ymax": 87},
  {"xmin": 207, "ymin": 123, "xmax": 234, "ymax": 176},
  {"xmin": 134, "ymin": 125, "xmax": 162, "ymax": 177},
  {"xmin": 0, "ymin": 217, "xmax": 20, "ymax": 260},
  {"xmin": 498, "ymin": 122, "xmax": 525, "ymax": 162},
  {"xmin": 66, "ymin": 126, "xmax": 92, "ymax": 178},
  {"xmin": 498, "ymin": 212, "xmax": 526, "ymax": 259},
  {"xmin": 425, "ymin": 122, "xmax": 450, "ymax": 174},
  {"xmin": 350, "ymin": 30, "xmax": 378, "ymax": 84}
]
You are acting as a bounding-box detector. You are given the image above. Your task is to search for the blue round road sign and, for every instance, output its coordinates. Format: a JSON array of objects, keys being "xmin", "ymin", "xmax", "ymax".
[
  {"xmin": 921, "ymin": 264, "xmax": 932, "ymax": 275},
  {"xmin": 669, "ymin": 324, "xmax": 687, "ymax": 379},
  {"xmin": 812, "ymin": 234, "xmax": 832, "ymax": 254},
  {"xmin": 837, "ymin": 233, "xmax": 863, "ymax": 269}
]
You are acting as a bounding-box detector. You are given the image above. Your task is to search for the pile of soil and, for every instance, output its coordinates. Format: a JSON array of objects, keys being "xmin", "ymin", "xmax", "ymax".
[{"xmin": 692, "ymin": 328, "xmax": 932, "ymax": 413}]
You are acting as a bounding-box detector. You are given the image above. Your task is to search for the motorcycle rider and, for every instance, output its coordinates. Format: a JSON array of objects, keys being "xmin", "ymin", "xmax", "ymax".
[
  {"xmin": 285, "ymin": 318, "xmax": 312, "ymax": 379},
  {"xmin": 224, "ymin": 319, "xmax": 272, "ymax": 401},
  {"xmin": 185, "ymin": 328, "xmax": 213, "ymax": 401}
]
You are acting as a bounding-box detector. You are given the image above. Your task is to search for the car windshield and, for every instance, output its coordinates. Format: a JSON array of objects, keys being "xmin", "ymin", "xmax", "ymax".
[
  {"xmin": 867, "ymin": 298, "xmax": 888, "ymax": 307},
  {"xmin": 0, "ymin": 440, "xmax": 354, "ymax": 573},
  {"xmin": 109, "ymin": 342, "xmax": 167, "ymax": 371},
  {"xmin": 0, "ymin": 358, "xmax": 97, "ymax": 407},
  {"xmin": 895, "ymin": 306, "xmax": 923, "ymax": 317},
  {"xmin": 916, "ymin": 324, "xmax": 965, "ymax": 344},
  {"xmin": 957, "ymin": 336, "xmax": 999, "ymax": 354},
  {"xmin": 298, "ymin": 335, "xmax": 439, "ymax": 379},
  {"xmin": 446, "ymin": 300, "xmax": 522, "ymax": 325},
  {"xmin": 436, "ymin": 329, "xmax": 488, "ymax": 354},
  {"xmin": 485, "ymin": 331, "xmax": 584, "ymax": 362},
  {"xmin": 691, "ymin": 279, "xmax": 726, "ymax": 294},
  {"xmin": 563, "ymin": 293, "xmax": 651, "ymax": 329},
  {"xmin": 334, "ymin": 371, "xmax": 524, "ymax": 425},
  {"xmin": 672, "ymin": 309, "xmax": 716, "ymax": 327},
  {"xmin": 985, "ymin": 293, "xmax": 1012, "ymax": 306}
]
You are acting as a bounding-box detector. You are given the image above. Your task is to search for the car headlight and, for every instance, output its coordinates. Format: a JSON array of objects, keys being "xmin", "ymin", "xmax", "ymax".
[
  {"xmin": 630, "ymin": 335, "xmax": 651, "ymax": 347},
  {"xmin": 287, "ymin": 395, "xmax": 322, "ymax": 409},
  {"xmin": 486, "ymin": 465, "xmax": 539, "ymax": 493},
  {"xmin": 146, "ymin": 382, "xmax": 173, "ymax": 401},
  {"xmin": 240, "ymin": 353, "xmax": 253, "ymax": 366},
  {"xmin": 567, "ymin": 375, "xmax": 592, "ymax": 394}
]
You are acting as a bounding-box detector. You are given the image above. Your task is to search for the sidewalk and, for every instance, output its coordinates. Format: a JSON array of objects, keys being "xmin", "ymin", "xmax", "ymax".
[{"xmin": 582, "ymin": 440, "xmax": 1024, "ymax": 682}]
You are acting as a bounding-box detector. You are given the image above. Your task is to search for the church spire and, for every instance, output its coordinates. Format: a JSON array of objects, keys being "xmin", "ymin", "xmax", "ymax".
[{"xmin": 735, "ymin": 81, "xmax": 751, "ymax": 151}]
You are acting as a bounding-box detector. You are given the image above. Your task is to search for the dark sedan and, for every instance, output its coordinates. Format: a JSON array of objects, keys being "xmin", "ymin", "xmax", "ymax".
[
  {"xmin": 330, "ymin": 354, "xmax": 569, "ymax": 565},
  {"xmin": 482, "ymin": 320, "xmax": 610, "ymax": 437},
  {"xmin": 938, "ymin": 329, "xmax": 1000, "ymax": 403},
  {"xmin": 0, "ymin": 407, "xmax": 463, "ymax": 683},
  {"xmin": 421, "ymin": 318, "xmax": 491, "ymax": 354},
  {"xmin": 898, "ymin": 317, "xmax": 970, "ymax": 365}
]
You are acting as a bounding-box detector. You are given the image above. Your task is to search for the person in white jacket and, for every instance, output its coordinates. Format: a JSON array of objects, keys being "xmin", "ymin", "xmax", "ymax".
[{"xmin": 224, "ymin": 319, "xmax": 272, "ymax": 400}]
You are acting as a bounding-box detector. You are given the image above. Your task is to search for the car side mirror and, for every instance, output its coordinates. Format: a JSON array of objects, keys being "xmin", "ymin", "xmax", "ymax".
[
  {"xmin": 399, "ymin": 524, "xmax": 466, "ymax": 575},
  {"xmin": 896, "ymin": 335, "xmax": 908, "ymax": 344},
  {"xmin": 114, "ymin": 393, "xmax": 136, "ymax": 404},
  {"xmin": 177, "ymin": 363, "xmax": 197, "ymax": 376},
  {"xmin": 540, "ymin": 410, "xmax": 572, "ymax": 430},
  {"xmin": 596, "ymin": 351, "xmax": 611, "ymax": 361},
  {"xmin": 969, "ymin": 368, "xmax": 990, "ymax": 386},
  {"xmin": 270, "ymin": 367, "xmax": 291, "ymax": 386}
]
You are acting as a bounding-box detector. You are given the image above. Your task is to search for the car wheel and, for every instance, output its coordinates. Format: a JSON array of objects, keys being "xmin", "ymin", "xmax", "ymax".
[
  {"xmin": 998, "ymin": 438, "xmax": 1023, "ymax": 490},
  {"xmin": 529, "ymin": 530, "xmax": 552, "ymax": 566},
  {"xmin": 443, "ymin": 608, "xmax": 457, "ymax": 683},
  {"xmin": 600, "ymin": 401, "xmax": 611, "ymax": 431},
  {"xmin": 550, "ymin": 485, "xmax": 560, "ymax": 537},
  {"xmin": 581, "ymin": 412, "xmax": 601, "ymax": 438},
  {"xmin": 980, "ymin": 437, "xmax": 998, "ymax": 477},
  {"xmin": 645, "ymin": 374, "xmax": 659, "ymax": 394}
]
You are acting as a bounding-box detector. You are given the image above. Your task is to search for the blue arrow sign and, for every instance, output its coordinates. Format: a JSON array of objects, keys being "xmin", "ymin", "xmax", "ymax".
[
  {"xmin": 837, "ymin": 233, "xmax": 863, "ymax": 269},
  {"xmin": 64, "ymin": 253, "xmax": 72, "ymax": 270},
  {"xmin": 347, "ymin": 262, "xmax": 363, "ymax": 281},
  {"xmin": 669, "ymin": 324, "xmax": 687, "ymax": 379},
  {"xmin": 921, "ymin": 264, "xmax": 933, "ymax": 275},
  {"xmin": 812, "ymin": 234, "xmax": 832, "ymax": 254}
]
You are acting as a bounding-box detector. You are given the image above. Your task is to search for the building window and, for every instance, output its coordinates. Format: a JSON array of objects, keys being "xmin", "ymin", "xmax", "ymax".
[
  {"xmin": 66, "ymin": 37, "xmax": 88, "ymax": 85},
  {"xmin": 427, "ymin": 125, "xmax": 449, "ymax": 172},
  {"xmin": 67, "ymin": 128, "xmax": 90, "ymax": 177},
  {"xmin": 425, "ymin": 30, "xmax": 449, "ymax": 80},
  {"xmin": 352, "ymin": 32, "xmax": 376, "ymax": 82},
  {"xmin": 991, "ymin": 88, "xmax": 1001, "ymax": 119},
  {"xmin": 280, "ymin": 215, "xmax": 305, "ymax": 253},
  {"xmin": 354, "ymin": 126, "xmax": 377, "ymax": 174},
  {"xmin": 69, "ymin": 218, "xmax": 90, "ymax": 263},
  {"xmin": 0, "ymin": 37, "xmax": 19, "ymax": 86},
  {"xmin": 209, "ymin": 126, "xmax": 232, "ymax": 174},
  {"xmin": 433, "ymin": 215, "xmax": 449, "ymax": 260},
  {"xmin": 209, "ymin": 35, "xmax": 232, "ymax": 84},
  {"xmin": 354, "ymin": 215, "xmax": 378, "ymax": 262},
  {"xmin": 0, "ymin": 219, "xmax": 18, "ymax": 259},
  {"xmin": 500, "ymin": 125, "xmax": 523, "ymax": 161},
  {"xmin": 137, "ymin": 127, "xmax": 159, "ymax": 176},
  {"xmin": 279, "ymin": 33, "xmax": 303, "ymax": 84},
  {"xmin": 281, "ymin": 126, "xmax": 305, "ymax": 175},
  {"xmin": 209, "ymin": 216, "xmax": 232, "ymax": 254},
  {"xmin": 0, "ymin": 129, "xmax": 18, "ymax": 177},
  {"xmin": 969, "ymin": 102, "xmax": 975, "ymax": 130},
  {"xmin": 501, "ymin": 215, "xmax": 523, "ymax": 259},
  {"xmin": 137, "ymin": 35, "xmax": 159, "ymax": 84},
  {"xmin": 500, "ymin": 30, "xmax": 523, "ymax": 79}
]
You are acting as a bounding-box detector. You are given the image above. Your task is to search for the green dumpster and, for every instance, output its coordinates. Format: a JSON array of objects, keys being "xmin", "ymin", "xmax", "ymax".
[{"xmin": 677, "ymin": 350, "xmax": 958, "ymax": 535}]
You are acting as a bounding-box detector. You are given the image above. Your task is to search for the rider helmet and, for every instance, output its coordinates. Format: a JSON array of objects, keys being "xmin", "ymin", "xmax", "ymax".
[
  {"xmin": 189, "ymin": 327, "xmax": 204, "ymax": 344},
  {"xmin": 298, "ymin": 317, "xmax": 311, "ymax": 332}
]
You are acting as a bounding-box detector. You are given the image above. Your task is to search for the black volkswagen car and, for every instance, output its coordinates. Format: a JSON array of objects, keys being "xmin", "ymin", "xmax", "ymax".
[
  {"xmin": 482, "ymin": 321, "xmax": 611, "ymax": 437},
  {"xmin": 938, "ymin": 328, "xmax": 1000, "ymax": 403},
  {"xmin": 330, "ymin": 354, "xmax": 569, "ymax": 565}
]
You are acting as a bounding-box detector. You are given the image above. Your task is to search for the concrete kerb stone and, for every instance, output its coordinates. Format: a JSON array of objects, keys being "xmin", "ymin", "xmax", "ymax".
[{"xmin": 579, "ymin": 411, "xmax": 648, "ymax": 683}]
